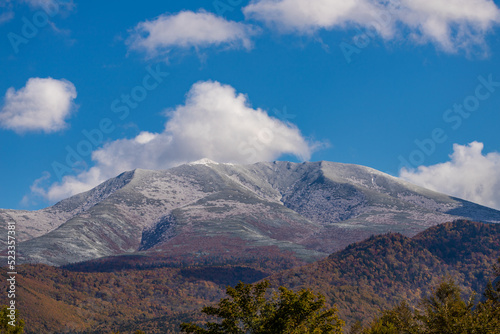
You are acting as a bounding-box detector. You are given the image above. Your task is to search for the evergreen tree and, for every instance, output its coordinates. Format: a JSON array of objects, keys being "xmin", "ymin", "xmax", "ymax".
[
  {"xmin": 363, "ymin": 301, "xmax": 421, "ymax": 334},
  {"xmin": 419, "ymin": 279, "xmax": 475, "ymax": 333}
]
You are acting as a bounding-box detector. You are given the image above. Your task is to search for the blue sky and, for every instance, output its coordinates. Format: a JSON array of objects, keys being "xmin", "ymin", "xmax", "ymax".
[{"xmin": 1, "ymin": 0, "xmax": 500, "ymax": 210}]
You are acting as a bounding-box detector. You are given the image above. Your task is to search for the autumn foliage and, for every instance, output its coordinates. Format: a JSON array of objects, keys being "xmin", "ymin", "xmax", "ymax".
[{"xmin": 1, "ymin": 220, "xmax": 499, "ymax": 333}]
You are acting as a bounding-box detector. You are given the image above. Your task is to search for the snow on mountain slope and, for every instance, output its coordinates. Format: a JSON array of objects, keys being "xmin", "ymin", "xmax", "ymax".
[
  {"xmin": 10, "ymin": 161, "xmax": 500, "ymax": 266},
  {"xmin": 0, "ymin": 171, "xmax": 135, "ymax": 243}
]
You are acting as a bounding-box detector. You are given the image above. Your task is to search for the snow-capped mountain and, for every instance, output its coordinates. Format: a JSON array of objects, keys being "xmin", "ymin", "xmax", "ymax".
[{"xmin": 3, "ymin": 161, "xmax": 500, "ymax": 266}]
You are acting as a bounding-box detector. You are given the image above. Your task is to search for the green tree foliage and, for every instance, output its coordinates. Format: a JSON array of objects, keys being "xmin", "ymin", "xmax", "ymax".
[
  {"xmin": 363, "ymin": 301, "xmax": 421, "ymax": 334},
  {"xmin": 420, "ymin": 279, "xmax": 476, "ymax": 333},
  {"xmin": 0, "ymin": 306, "xmax": 24, "ymax": 334},
  {"xmin": 180, "ymin": 280, "xmax": 345, "ymax": 333}
]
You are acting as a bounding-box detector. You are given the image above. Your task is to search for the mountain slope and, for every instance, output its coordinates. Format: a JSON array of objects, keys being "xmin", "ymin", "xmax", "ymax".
[
  {"xmin": 9, "ymin": 161, "xmax": 500, "ymax": 266},
  {"xmin": 0, "ymin": 170, "xmax": 135, "ymax": 243}
]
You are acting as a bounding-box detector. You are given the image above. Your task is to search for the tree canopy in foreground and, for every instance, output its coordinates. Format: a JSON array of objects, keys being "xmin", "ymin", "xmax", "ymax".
[{"xmin": 180, "ymin": 280, "xmax": 345, "ymax": 333}]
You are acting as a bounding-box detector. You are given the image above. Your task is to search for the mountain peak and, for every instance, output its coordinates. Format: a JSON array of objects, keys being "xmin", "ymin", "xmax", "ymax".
[{"xmin": 187, "ymin": 158, "xmax": 220, "ymax": 166}]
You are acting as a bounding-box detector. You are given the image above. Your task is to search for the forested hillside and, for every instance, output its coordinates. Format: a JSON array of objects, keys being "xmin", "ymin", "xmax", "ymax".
[{"xmin": 2, "ymin": 220, "xmax": 499, "ymax": 333}]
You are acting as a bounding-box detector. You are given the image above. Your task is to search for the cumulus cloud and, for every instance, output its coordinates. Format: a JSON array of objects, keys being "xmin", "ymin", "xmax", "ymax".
[
  {"xmin": 400, "ymin": 142, "xmax": 500, "ymax": 210},
  {"xmin": 127, "ymin": 10, "xmax": 257, "ymax": 58},
  {"xmin": 0, "ymin": 77, "xmax": 77, "ymax": 134},
  {"xmin": 243, "ymin": 0, "xmax": 500, "ymax": 53},
  {"xmin": 36, "ymin": 81, "xmax": 319, "ymax": 201}
]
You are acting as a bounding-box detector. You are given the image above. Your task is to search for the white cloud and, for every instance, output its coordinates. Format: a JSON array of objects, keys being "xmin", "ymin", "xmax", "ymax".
[
  {"xmin": 243, "ymin": 0, "xmax": 500, "ymax": 53},
  {"xmin": 398, "ymin": 0, "xmax": 500, "ymax": 52},
  {"xmin": 37, "ymin": 81, "xmax": 319, "ymax": 202},
  {"xmin": 127, "ymin": 10, "xmax": 257, "ymax": 58},
  {"xmin": 400, "ymin": 142, "xmax": 500, "ymax": 210},
  {"xmin": 0, "ymin": 77, "xmax": 77, "ymax": 134},
  {"xmin": 244, "ymin": 0, "xmax": 393, "ymax": 36}
]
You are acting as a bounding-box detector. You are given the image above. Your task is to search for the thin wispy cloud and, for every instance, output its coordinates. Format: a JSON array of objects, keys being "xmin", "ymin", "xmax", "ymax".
[
  {"xmin": 23, "ymin": 0, "xmax": 55, "ymax": 8},
  {"xmin": 0, "ymin": 0, "xmax": 14, "ymax": 25},
  {"xmin": 33, "ymin": 81, "xmax": 320, "ymax": 201},
  {"xmin": 0, "ymin": 11, "xmax": 14, "ymax": 25},
  {"xmin": 22, "ymin": 0, "xmax": 75, "ymax": 12},
  {"xmin": 400, "ymin": 142, "xmax": 500, "ymax": 210},
  {"xmin": 0, "ymin": 78, "xmax": 77, "ymax": 134},
  {"xmin": 127, "ymin": 10, "xmax": 257, "ymax": 59},
  {"xmin": 244, "ymin": 0, "xmax": 500, "ymax": 53}
]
